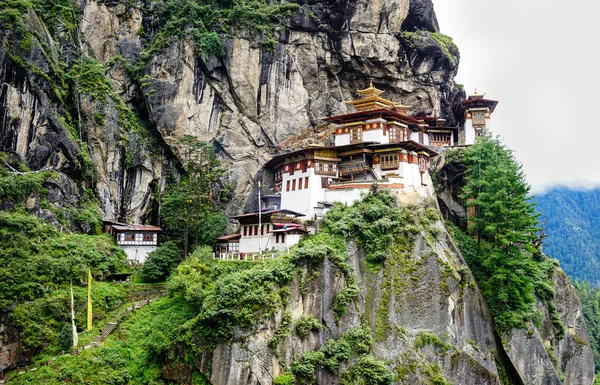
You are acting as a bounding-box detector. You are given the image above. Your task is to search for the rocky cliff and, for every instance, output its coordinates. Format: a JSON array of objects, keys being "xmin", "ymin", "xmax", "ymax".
[
  {"xmin": 0, "ymin": 0, "xmax": 460, "ymax": 222},
  {"xmin": 160, "ymin": 192, "xmax": 594, "ymax": 385}
]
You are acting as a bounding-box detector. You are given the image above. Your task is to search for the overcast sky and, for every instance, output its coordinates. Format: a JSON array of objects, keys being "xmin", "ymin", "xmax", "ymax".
[{"xmin": 432, "ymin": 0, "xmax": 600, "ymax": 192}]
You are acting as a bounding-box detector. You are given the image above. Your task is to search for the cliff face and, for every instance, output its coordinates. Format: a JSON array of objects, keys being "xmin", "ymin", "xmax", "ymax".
[
  {"xmin": 169, "ymin": 196, "xmax": 593, "ymax": 385},
  {"xmin": 206, "ymin": 222, "xmax": 503, "ymax": 384},
  {"xmin": 0, "ymin": 0, "xmax": 459, "ymax": 221}
]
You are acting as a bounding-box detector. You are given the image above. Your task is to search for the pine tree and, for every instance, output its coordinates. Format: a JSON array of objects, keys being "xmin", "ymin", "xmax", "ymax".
[{"xmin": 461, "ymin": 132, "xmax": 542, "ymax": 330}]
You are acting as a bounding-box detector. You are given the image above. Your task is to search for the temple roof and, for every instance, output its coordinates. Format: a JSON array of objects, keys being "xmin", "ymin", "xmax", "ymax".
[
  {"xmin": 368, "ymin": 140, "xmax": 438, "ymax": 157},
  {"xmin": 216, "ymin": 234, "xmax": 241, "ymax": 242},
  {"xmin": 232, "ymin": 209, "xmax": 306, "ymax": 220},
  {"xmin": 346, "ymin": 81, "xmax": 397, "ymax": 111},
  {"xmin": 322, "ymin": 108, "xmax": 419, "ymax": 125},
  {"xmin": 103, "ymin": 220, "xmax": 162, "ymax": 232},
  {"xmin": 454, "ymin": 96, "xmax": 498, "ymax": 117}
]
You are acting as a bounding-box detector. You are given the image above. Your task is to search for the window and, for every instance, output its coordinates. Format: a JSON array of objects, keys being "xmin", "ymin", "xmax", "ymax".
[
  {"xmin": 301, "ymin": 162, "xmax": 307, "ymax": 173},
  {"xmin": 281, "ymin": 234, "xmax": 285, "ymax": 243},
  {"xmin": 389, "ymin": 126, "xmax": 400, "ymax": 142},
  {"xmin": 286, "ymin": 180, "xmax": 290, "ymax": 192},
  {"xmin": 261, "ymin": 225, "xmax": 264, "ymax": 235},
  {"xmin": 143, "ymin": 234, "xmax": 154, "ymax": 241},
  {"xmin": 298, "ymin": 179, "xmax": 303, "ymax": 190},
  {"xmin": 292, "ymin": 179, "xmax": 296, "ymax": 191},
  {"xmin": 124, "ymin": 233, "xmax": 135, "ymax": 241},
  {"xmin": 350, "ymin": 125, "xmax": 362, "ymax": 143},
  {"xmin": 243, "ymin": 226, "xmax": 247, "ymax": 236},
  {"xmin": 418, "ymin": 132, "xmax": 424, "ymax": 143},
  {"xmin": 276, "ymin": 234, "xmax": 280, "ymax": 243},
  {"xmin": 472, "ymin": 111, "xmax": 486, "ymax": 126},
  {"xmin": 274, "ymin": 169, "xmax": 283, "ymax": 182},
  {"xmin": 254, "ymin": 225, "xmax": 258, "ymax": 236},
  {"xmin": 430, "ymin": 133, "xmax": 452, "ymax": 146},
  {"xmin": 321, "ymin": 177, "xmax": 329, "ymax": 188},
  {"xmin": 380, "ymin": 153, "xmax": 399, "ymax": 170},
  {"xmin": 305, "ymin": 177, "xmax": 309, "ymax": 189}
]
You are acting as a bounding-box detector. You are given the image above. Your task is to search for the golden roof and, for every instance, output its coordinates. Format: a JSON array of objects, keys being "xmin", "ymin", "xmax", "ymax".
[
  {"xmin": 469, "ymin": 88, "xmax": 486, "ymax": 100},
  {"xmin": 346, "ymin": 81, "xmax": 398, "ymax": 112}
]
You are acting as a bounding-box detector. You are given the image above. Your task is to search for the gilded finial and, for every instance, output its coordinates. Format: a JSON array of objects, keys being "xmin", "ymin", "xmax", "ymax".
[{"xmin": 369, "ymin": 79, "xmax": 374, "ymax": 88}]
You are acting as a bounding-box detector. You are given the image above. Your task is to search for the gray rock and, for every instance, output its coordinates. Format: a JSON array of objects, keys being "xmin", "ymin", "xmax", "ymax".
[{"xmin": 401, "ymin": 0, "xmax": 440, "ymax": 32}]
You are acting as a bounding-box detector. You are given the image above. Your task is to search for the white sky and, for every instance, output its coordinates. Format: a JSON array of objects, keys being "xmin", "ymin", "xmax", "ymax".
[{"xmin": 432, "ymin": 0, "xmax": 600, "ymax": 192}]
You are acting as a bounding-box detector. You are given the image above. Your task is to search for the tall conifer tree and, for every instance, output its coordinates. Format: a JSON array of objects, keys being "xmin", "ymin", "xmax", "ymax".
[{"xmin": 461, "ymin": 132, "xmax": 542, "ymax": 329}]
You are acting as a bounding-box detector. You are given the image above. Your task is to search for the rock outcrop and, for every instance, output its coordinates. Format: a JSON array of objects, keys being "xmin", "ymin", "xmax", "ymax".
[{"xmin": 1, "ymin": 0, "xmax": 461, "ymax": 222}]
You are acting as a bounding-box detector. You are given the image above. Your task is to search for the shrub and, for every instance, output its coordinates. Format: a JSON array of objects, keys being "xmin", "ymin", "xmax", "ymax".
[
  {"xmin": 294, "ymin": 315, "xmax": 322, "ymax": 340},
  {"xmin": 340, "ymin": 355, "xmax": 394, "ymax": 385},
  {"xmin": 273, "ymin": 373, "xmax": 295, "ymax": 385},
  {"xmin": 58, "ymin": 323, "xmax": 73, "ymax": 350},
  {"xmin": 139, "ymin": 241, "xmax": 182, "ymax": 282}
]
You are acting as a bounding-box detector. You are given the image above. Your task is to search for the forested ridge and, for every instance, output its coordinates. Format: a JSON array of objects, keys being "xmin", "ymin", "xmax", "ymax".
[{"xmin": 534, "ymin": 187, "xmax": 600, "ymax": 284}]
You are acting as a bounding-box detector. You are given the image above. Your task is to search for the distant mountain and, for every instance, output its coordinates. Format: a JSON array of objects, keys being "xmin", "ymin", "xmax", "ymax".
[{"xmin": 533, "ymin": 188, "xmax": 600, "ymax": 284}]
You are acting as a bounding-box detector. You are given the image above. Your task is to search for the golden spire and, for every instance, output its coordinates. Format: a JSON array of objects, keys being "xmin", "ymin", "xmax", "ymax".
[
  {"xmin": 357, "ymin": 80, "xmax": 385, "ymax": 99},
  {"xmin": 470, "ymin": 87, "xmax": 485, "ymax": 100}
]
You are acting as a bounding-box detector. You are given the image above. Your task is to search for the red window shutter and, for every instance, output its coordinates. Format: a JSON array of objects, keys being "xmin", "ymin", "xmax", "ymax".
[{"xmin": 305, "ymin": 177, "xmax": 309, "ymax": 189}]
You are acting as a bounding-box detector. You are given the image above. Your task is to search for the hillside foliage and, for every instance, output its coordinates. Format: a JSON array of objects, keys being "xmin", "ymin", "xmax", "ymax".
[
  {"xmin": 453, "ymin": 133, "xmax": 562, "ymax": 333},
  {"xmin": 573, "ymin": 281, "xmax": 600, "ymax": 380}
]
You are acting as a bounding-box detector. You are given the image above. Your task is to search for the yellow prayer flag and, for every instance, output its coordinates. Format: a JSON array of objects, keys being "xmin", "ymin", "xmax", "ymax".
[{"xmin": 87, "ymin": 268, "xmax": 93, "ymax": 331}]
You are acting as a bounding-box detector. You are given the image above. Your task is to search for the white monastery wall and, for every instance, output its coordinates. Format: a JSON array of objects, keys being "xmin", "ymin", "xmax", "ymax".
[
  {"xmin": 123, "ymin": 245, "xmax": 157, "ymax": 264},
  {"xmin": 335, "ymin": 133, "xmax": 350, "ymax": 146}
]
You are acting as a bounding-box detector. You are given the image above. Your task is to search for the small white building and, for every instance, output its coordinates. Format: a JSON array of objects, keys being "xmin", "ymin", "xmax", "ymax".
[
  {"xmin": 455, "ymin": 91, "xmax": 499, "ymax": 145},
  {"xmin": 103, "ymin": 221, "xmax": 162, "ymax": 264},
  {"xmin": 213, "ymin": 209, "xmax": 307, "ymax": 260}
]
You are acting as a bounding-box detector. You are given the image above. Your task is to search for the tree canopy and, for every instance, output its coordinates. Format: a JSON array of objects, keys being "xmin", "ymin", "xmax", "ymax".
[
  {"xmin": 457, "ymin": 132, "xmax": 558, "ymax": 332},
  {"xmin": 161, "ymin": 135, "xmax": 229, "ymax": 256}
]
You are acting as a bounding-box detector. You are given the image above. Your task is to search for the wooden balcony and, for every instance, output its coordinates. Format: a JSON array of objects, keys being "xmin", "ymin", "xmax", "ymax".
[{"xmin": 339, "ymin": 160, "xmax": 370, "ymax": 176}]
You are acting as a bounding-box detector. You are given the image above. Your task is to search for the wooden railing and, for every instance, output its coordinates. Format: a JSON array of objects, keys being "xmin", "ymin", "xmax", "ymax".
[{"xmin": 339, "ymin": 161, "xmax": 369, "ymax": 176}]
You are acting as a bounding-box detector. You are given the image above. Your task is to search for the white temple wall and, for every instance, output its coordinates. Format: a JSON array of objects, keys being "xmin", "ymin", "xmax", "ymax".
[
  {"xmin": 280, "ymin": 168, "xmax": 324, "ymax": 218},
  {"xmin": 122, "ymin": 245, "xmax": 157, "ymax": 264},
  {"xmin": 324, "ymin": 188, "xmax": 367, "ymax": 207},
  {"xmin": 423, "ymin": 133, "xmax": 430, "ymax": 146},
  {"xmin": 464, "ymin": 119, "xmax": 476, "ymax": 145},
  {"xmin": 240, "ymin": 235, "xmax": 263, "ymax": 254},
  {"xmin": 363, "ymin": 129, "xmax": 387, "ymax": 144},
  {"xmin": 335, "ymin": 133, "xmax": 350, "ymax": 146}
]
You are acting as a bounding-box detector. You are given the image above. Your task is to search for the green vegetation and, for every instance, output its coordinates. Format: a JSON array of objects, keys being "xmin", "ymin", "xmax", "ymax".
[
  {"xmin": 322, "ymin": 185, "xmax": 425, "ymax": 264},
  {"xmin": 340, "ymin": 355, "xmax": 394, "ymax": 385},
  {"xmin": 139, "ymin": 241, "xmax": 183, "ymax": 282},
  {"xmin": 142, "ymin": 0, "xmax": 299, "ymax": 59},
  {"xmin": 401, "ymin": 31, "xmax": 459, "ymax": 65},
  {"xmin": 273, "ymin": 373, "xmax": 296, "ymax": 385},
  {"xmin": 10, "ymin": 296, "xmax": 197, "ymax": 385},
  {"xmin": 294, "ymin": 314, "xmax": 322, "ymax": 340},
  {"xmin": 450, "ymin": 132, "xmax": 564, "ymax": 333},
  {"xmin": 413, "ymin": 332, "xmax": 452, "ymax": 352},
  {"xmin": 269, "ymin": 311, "xmax": 292, "ymax": 350},
  {"xmin": 160, "ymin": 135, "xmax": 229, "ymax": 256},
  {"xmin": 291, "ymin": 326, "xmax": 388, "ymax": 384},
  {"xmin": 573, "ymin": 280, "xmax": 600, "ymax": 379}
]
